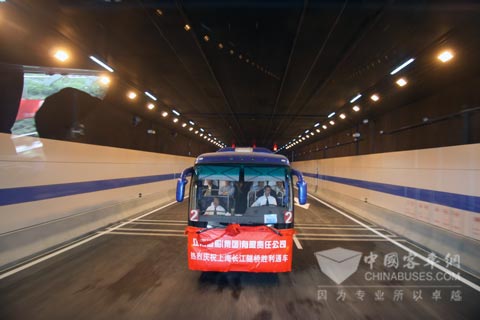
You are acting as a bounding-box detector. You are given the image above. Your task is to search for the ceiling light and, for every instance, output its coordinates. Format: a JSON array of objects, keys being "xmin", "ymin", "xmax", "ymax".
[
  {"xmin": 200, "ymin": 133, "xmax": 203, "ymax": 137},
  {"xmin": 239, "ymin": 54, "xmax": 243, "ymax": 60},
  {"xmin": 127, "ymin": 91, "xmax": 137, "ymax": 100},
  {"xmin": 438, "ymin": 50, "xmax": 454, "ymax": 63},
  {"xmin": 314, "ymin": 123, "xmax": 320, "ymax": 127},
  {"xmin": 229, "ymin": 49, "xmax": 234, "ymax": 55},
  {"xmin": 155, "ymin": 9, "xmax": 163, "ymax": 16},
  {"xmin": 89, "ymin": 55, "xmax": 114, "ymax": 72},
  {"xmin": 53, "ymin": 49, "xmax": 69, "ymax": 62},
  {"xmin": 370, "ymin": 94, "xmax": 380, "ymax": 101},
  {"xmin": 173, "ymin": 118, "xmax": 179, "ymax": 123},
  {"xmin": 316, "ymin": 128, "xmax": 321, "ymax": 133},
  {"xmin": 328, "ymin": 112, "xmax": 336, "ymax": 118},
  {"xmin": 310, "ymin": 132, "xmax": 315, "ymax": 136},
  {"xmin": 302, "ymin": 137, "xmax": 306, "ymax": 141},
  {"xmin": 208, "ymin": 133, "xmax": 212, "ymax": 136},
  {"xmin": 161, "ymin": 111, "xmax": 168, "ymax": 117},
  {"xmin": 145, "ymin": 91, "xmax": 157, "ymax": 101},
  {"xmin": 99, "ymin": 76, "xmax": 110, "ymax": 85},
  {"xmin": 390, "ymin": 58, "xmax": 415, "ymax": 75},
  {"xmin": 349, "ymin": 94, "xmax": 362, "ymax": 103},
  {"xmin": 305, "ymin": 130, "xmax": 310, "ymax": 133},
  {"xmin": 396, "ymin": 78, "xmax": 407, "ymax": 87},
  {"xmin": 329, "ymin": 120, "xmax": 335, "ymax": 125},
  {"xmin": 246, "ymin": 59, "xmax": 250, "ymax": 63},
  {"xmin": 203, "ymin": 35, "xmax": 210, "ymax": 42},
  {"xmin": 322, "ymin": 125, "xmax": 327, "ymax": 129},
  {"xmin": 189, "ymin": 127, "xmax": 194, "ymax": 131},
  {"xmin": 184, "ymin": 24, "xmax": 191, "ymax": 31},
  {"xmin": 306, "ymin": 135, "xmax": 310, "ymax": 138},
  {"xmin": 200, "ymin": 128, "xmax": 205, "ymax": 132},
  {"xmin": 147, "ymin": 103, "xmax": 155, "ymax": 110},
  {"xmin": 195, "ymin": 130, "xmax": 199, "ymax": 134},
  {"xmin": 172, "ymin": 109, "xmax": 180, "ymax": 116},
  {"xmin": 188, "ymin": 120, "xmax": 195, "ymax": 125},
  {"xmin": 204, "ymin": 136, "xmax": 207, "ymax": 139},
  {"xmin": 352, "ymin": 105, "xmax": 360, "ymax": 112},
  {"xmin": 182, "ymin": 123, "xmax": 187, "ymax": 127},
  {"xmin": 218, "ymin": 43, "xmax": 223, "ymax": 49},
  {"xmin": 339, "ymin": 113, "xmax": 346, "ymax": 119}
]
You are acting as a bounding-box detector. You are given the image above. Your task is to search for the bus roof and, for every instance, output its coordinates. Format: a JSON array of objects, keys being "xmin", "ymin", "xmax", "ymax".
[{"xmin": 195, "ymin": 148, "xmax": 290, "ymax": 166}]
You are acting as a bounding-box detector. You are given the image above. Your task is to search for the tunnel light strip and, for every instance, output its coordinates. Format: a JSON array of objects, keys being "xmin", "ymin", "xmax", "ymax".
[
  {"xmin": 390, "ymin": 58, "xmax": 415, "ymax": 75},
  {"xmin": 172, "ymin": 109, "xmax": 180, "ymax": 116},
  {"xmin": 89, "ymin": 56, "xmax": 114, "ymax": 72},
  {"xmin": 145, "ymin": 91, "xmax": 157, "ymax": 101},
  {"xmin": 349, "ymin": 94, "xmax": 362, "ymax": 103},
  {"xmin": 327, "ymin": 112, "xmax": 336, "ymax": 118},
  {"xmin": 308, "ymin": 194, "xmax": 480, "ymax": 293}
]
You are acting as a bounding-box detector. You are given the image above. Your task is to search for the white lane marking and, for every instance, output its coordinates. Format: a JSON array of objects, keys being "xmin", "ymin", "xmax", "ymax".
[
  {"xmin": 108, "ymin": 232, "xmax": 185, "ymax": 237},
  {"xmin": 116, "ymin": 228, "xmax": 183, "ymax": 233},
  {"xmin": 308, "ymin": 194, "xmax": 480, "ymax": 292},
  {"xmin": 136, "ymin": 219, "xmax": 185, "ymax": 223},
  {"xmin": 128, "ymin": 222, "xmax": 185, "ymax": 226},
  {"xmin": 403, "ymin": 239, "xmax": 480, "ymax": 281},
  {"xmin": 0, "ymin": 201, "xmax": 179, "ymax": 280},
  {"xmin": 295, "ymin": 223, "xmax": 376, "ymax": 227},
  {"xmin": 297, "ymin": 226, "xmax": 385, "ymax": 230},
  {"xmin": 296, "ymin": 233, "xmax": 398, "ymax": 237},
  {"xmin": 293, "ymin": 235, "xmax": 303, "ymax": 250},
  {"xmin": 297, "ymin": 238, "xmax": 407, "ymax": 242}
]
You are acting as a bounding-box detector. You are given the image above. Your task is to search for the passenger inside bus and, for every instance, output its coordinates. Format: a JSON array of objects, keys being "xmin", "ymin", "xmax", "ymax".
[
  {"xmin": 204, "ymin": 197, "xmax": 227, "ymax": 215},
  {"xmin": 251, "ymin": 185, "xmax": 277, "ymax": 207},
  {"xmin": 219, "ymin": 180, "xmax": 235, "ymax": 196},
  {"xmin": 203, "ymin": 179, "xmax": 218, "ymax": 196}
]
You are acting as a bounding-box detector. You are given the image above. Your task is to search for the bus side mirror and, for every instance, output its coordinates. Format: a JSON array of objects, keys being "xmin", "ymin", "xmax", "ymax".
[
  {"xmin": 176, "ymin": 167, "xmax": 194, "ymax": 202},
  {"xmin": 292, "ymin": 169, "xmax": 307, "ymax": 205},
  {"xmin": 297, "ymin": 180, "xmax": 307, "ymax": 205}
]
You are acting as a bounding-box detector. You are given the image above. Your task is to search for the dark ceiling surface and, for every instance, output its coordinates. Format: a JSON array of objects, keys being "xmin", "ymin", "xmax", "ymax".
[{"xmin": 1, "ymin": 0, "xmax": 479, "ymax": 151}]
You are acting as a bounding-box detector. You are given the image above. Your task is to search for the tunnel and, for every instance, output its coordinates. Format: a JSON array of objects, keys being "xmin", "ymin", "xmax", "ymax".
[{"xmin": 0, "ymin": 0, "xmax": 479, "ymax": 319}]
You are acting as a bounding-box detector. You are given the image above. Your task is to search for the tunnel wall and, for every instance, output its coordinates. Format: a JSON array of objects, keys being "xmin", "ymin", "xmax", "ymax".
[
  {"xmin": 0, "ymin": 133, "xmax": 194, "ymax": 269},
  {"xmin": 292, "ymin": 143, "xmax": 480, "ymax": 275}
]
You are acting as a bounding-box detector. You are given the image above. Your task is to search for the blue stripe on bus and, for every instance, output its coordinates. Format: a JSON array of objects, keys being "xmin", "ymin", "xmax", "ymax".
[
  {"xmin": 0, "ymin": 173, "xmax": 180, "ymax": 206},
  {"xmin": 303, "ymin": 172, "xmax": 480, "ymax": 213}
]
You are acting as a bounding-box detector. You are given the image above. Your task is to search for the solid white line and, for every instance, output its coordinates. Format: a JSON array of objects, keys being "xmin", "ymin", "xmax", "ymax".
[
  {"xmin": 297, "ymin": 226, "xmax": 385, "ymax": 231},
  {"xmin": 293, "ymin": 235, "xmax": 303, "ymax": 250},
  {"xmin": 308, "ymin": 194, "xmax": 480, "ymax": 292},
  {"xmin": 136, "ymin": 219, "xmax": 185, "ymax": 223},
  {"xmin": 403, "ymin": 239, "xmax": 480, "ymax": 281},
  {"xmin": 297, "ymin": 238, "xmax": 406, "ymax": 242},
  {"xmin": 296, "ymin": 233, "xmax": 398, "ymax": 237},
  {"xmin": 0, "ymin": 200, "xmax": 179, "ymax": 280},
  {"xmin": 108, "ymin": 232, "xmax": 185, "ymax": 237},
  {"xmin": 128, "ymin": 222, "xmax": 185, "ymax": 226},
  {"xmin": 116, "ymin": 228, "xmax": 183, "ymax": 233},
  {"xmin": 295, "ymin": 223, "xmax": 376, "ymax": 227}
]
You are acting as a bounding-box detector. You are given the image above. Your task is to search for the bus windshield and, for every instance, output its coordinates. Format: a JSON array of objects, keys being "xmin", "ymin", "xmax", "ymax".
[{"xmin": 189, "ymin": 164, "xmax": 294, "ymax": 227}]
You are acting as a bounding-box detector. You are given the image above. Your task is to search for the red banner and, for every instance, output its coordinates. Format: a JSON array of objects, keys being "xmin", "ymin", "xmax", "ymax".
[{"xmin": 185, "ymin": 224, "xmax": 294, "ymax": 272}]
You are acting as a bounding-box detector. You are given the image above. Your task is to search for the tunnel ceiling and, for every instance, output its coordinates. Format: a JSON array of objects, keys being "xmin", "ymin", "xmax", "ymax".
[{"xmin": 1, "ymin": 0, "xmax": 479, "ymax": 150}]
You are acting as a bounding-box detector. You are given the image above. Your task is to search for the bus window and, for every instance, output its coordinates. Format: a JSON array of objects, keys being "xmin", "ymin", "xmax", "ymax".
[{"xmin": 189, "ymin": 164, "xmax": 293, "ymax": 227}]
